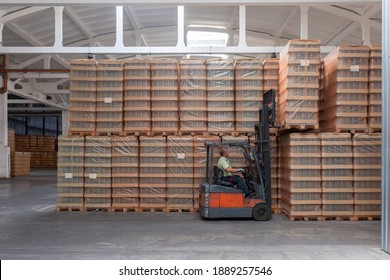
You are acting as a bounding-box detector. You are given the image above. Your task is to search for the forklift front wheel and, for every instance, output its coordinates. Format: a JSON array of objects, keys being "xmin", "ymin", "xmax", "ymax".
[{"xmin": 252, "ymin": 204, "xmax": 272, "ymax": 221}]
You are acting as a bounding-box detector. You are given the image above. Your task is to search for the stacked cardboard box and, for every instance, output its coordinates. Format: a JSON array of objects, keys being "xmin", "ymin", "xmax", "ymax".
[
  {"xmin": 96, "ymin": 60, "xmax": 124, "ymax": 135},
  {"xmin": 278, "ymin": 40, "xmax": 321, "ymax": 129},
  {"xmin": 352, "ymin": 133, "xmax": 381, "ymax": 219},
  {"xmin": 321, "ymin": 46, "xmax": 370, "ymax": 132},
  {"xmin": 280, "ymin": 133, "xmax": 322, "ymax": 220},
  {"xmin": 151, "ymin": 59, "xmax": 179, "ymax": 134},
  {"xmin": 368, "ymin": 45, "xmax": 382, "ymax": 133},
  {"xmin": 179, "ymin": 59, "xmax": 207, "ymax": 134},
  {"xmin": 69, "ymin": 59, "xmax": 97, "ymax": 135},
  {"xmin": 235, "ymin": 59, "xmax": 263, "ymax": 134},
  {"xmin": 10, "ymin": 152, "xmax": 30, "ymax": 177},
  {"xmin": 207, "ymin": 59, "xmax": 235, "ymax": 133},
  {"xmin": 84, "ymin": 136, "xmax": 111, "ymax": 209},
  {"xmin": 166, "ymin": 136, "xmax": 194, "ymax": 210},
  {"xmin": 111, "ymin": 136, "xmax": 139, "ymax": 210},
  {"xmin": 15, "ymin": 135, "xmax": 57, "ymax": 168},
  {"xmin": 139, "ymin": 136, "xmax": 167, "ymax": 210},
  {"xmin": 321, "ymin": 133, "xmax": 354, "ymax": 219},
  {"xmin": 123, "ymin": 59, "xmax": 151, "ymax": 134},
  {"xmin": 57, "ymin": 136, "xmax": 84, "ymax": 209},
  {"xmin": 8, "ymin": 129, "xmax": 15, "ymax": 152},
  {"xmin": 15, "ymin": 135, "xmax": 30, "ymax": 151}
]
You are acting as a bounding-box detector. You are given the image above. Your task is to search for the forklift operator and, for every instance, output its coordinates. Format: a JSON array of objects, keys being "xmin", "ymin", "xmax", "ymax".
[{"xmin": 218, "ymin": 150, "xmax": 250, "ymax": 197}]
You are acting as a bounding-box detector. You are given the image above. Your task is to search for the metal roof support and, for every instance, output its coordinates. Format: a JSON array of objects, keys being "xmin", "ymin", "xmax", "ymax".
[
  {"xmin": 275, "ymin": 6, "xmax": 298, "ymax": 37},
  {"xmin": 300, "ymin": 5, "xmax": 309, "ymax": 40},
  {"xmin": 382, "ymin": 0, "xmax": 390, "ymax": 255},
  {"xmin": 115, "ymin": 6, "xmax": 124, "ymax": 48},
  {"xmin": 361, "ymin": 17, "xmax": 371, "ymax": 45},
  {"xmin": 54, "ymin": 6, "xmax": 64, "ymax": 48},
  {"xmin": 238, "ymin": 6, "xmax": 247, "ymax": 47},
  {"xmin": 0, "ymin": 22, "xmax": 3, "ymax": 47},
  {"xmin": 0, "ymin": 86, "xmax": 10, "ymax": 178},
  {"xmin": 177, "ymin": 6, "xmax": 185, "ymax": 47}
]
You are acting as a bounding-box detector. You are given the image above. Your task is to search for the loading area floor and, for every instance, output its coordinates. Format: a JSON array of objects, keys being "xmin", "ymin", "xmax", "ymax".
[{"xmin": 0, "ymin": 169, "xmax": 389, "ymax": 260}]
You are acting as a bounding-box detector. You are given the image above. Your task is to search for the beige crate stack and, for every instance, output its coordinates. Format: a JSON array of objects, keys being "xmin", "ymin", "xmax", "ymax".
[
  {"xmin": 368, "ymin": 45, "xmax": 382, "ymax": 133},
  {"xmin": 139, "ymin": 136, "xmax": 167, "ymax": 210},
  {"xmin": 123, "ymin": 59, "xmax": 151, "ymax": 135},
  {"xmin": 278, "ymin": 40, "xmax": 321, "ymax": 129},
  {"xmin": 10, "ymin": 152, "xmax": 30, "ymax": 177},
  {"xmin": 69, "ymin": 59, "xmax": 97, "ymax": 135},
  {"xmin": 250, "ymin": 135, "xmax": 279, "ymax": 212},
  {"xmin": 263, "ymin": 58, "xmax": 279, "ymax": 116},
  {"xmin": 57, "ymin": 136, "xmax": 84, "ymax": 210},
  {"xmin": 352, "ymin": 133, "xmax": 381, "ymax": 220},
  {"xmin": 207, "ymin": 59, "xmax": 235, "ymax": 133},
  {"xmin": 179, "ymin": 59, "xmax": 207, "ymax": 134},
  {"xmin": 320, "ymin": 133, "xmax": 354, "ymax": 219},
  {"xmin": 193, "ymin": 135, "xmax": 220, "ymax": 209},
  {"xmin": 166, "ymin": 136, "xmax": 194, "ymax": 211},
  {"xmin": 151, "ymin": 59, "xmax": 179, "ymax": 134},
  {"xmin": 96, "ymin": 60, "xmax": 124, "ymax": 135},
  {"xmin": 8, "ymin": 129, "xmax": 15, "ymax": 152},
  {"xmin": 111, "ymin": 136, "xmax": 139, "ymax": 211},
  {"xmin": 15, "ymin": 135, "xmax": 30, "ymax": 151},
  {"xmin": 235, "ymin": 59, "xmax": 263, "ymax": 134},
  {"xmin": 280, "ymin": 133, "xmax": 322, "ymax": 220},
  {"xmin": 84, "ymin": 136, "xmax": 111, "ymax": 210},
  {"xmin": 321, "ymin": 46, "xmax": 370, "ymax": 132}
]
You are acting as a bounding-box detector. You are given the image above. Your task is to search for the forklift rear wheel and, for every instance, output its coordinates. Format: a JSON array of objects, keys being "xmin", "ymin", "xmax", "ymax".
[{"xmin": 252, "ymin": 204, "xmax": 272, "ymax": 221}]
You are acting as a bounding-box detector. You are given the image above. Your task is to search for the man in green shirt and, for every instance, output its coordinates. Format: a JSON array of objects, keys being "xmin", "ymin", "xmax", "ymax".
[{"xmin": 217, "ymin": 150, "xmax": 249, "ymax": 197}]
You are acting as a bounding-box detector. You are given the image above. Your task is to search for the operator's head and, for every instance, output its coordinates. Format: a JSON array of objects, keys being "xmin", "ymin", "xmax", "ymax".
[{"xmin": 220, "ymin": 149, "xmax": 229, "ymax": 158}]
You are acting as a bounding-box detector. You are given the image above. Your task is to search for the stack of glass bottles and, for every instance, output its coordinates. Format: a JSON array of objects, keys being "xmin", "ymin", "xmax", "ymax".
[
  {"xmin": 278, "ymin": 40, "xmax": 321, "ymax": 129},
  {"xmin": 235, "ymin": 59, "xmax": 263, "ymax": 134},
  {"xmin": 368, "ymin": 46, "xmax": 382, "ymax": 133}
]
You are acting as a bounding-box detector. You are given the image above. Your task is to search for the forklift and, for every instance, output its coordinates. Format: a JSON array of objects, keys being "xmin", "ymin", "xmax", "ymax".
[{"xmin": 199, "ymin": 89, "xmax": 277, "ymax": 221}]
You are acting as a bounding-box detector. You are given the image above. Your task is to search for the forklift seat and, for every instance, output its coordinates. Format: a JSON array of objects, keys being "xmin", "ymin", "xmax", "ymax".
[{"xmin": 213, "ymin": 166, "xmax": 235, "ymax": 187}]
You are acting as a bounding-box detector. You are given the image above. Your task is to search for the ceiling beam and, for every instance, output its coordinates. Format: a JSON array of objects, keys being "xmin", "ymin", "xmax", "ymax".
[
  {"xmin": 0, "ymin": 6, "xmax": 52, "ymax": 24},
  {"xmin": 275, "ymin": 6, "xmax": 299, "ymax": 37},
  {"xmin": 0, "ymin": 0, "xmax": 381, "ymax": 5},
  {"xmin": 326, "ymin": 21, "xmax": 360, "ymax": 45}
]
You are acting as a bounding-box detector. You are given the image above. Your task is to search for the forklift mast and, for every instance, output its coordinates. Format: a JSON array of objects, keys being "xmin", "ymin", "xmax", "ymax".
[{"xmin": 254, "ymin": 89, "xmax": 278, "ymax": 208}]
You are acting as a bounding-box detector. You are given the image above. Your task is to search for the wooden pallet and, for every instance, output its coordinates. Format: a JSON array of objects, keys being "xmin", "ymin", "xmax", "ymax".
[
  {"xmin": 352, "ymin": 216, "xmax": 381, "ymax": 221},
  {"xmin": 95, "ymin": 131, "xmax": 126, "ymax": 136},
  {"xmin": 110, "ymin": 207, "xmax": 140, "ymax": 213},
  {"xmin": 56, "ymin": 207, "xmax": 84, "ymax": 212},
  {"xmin": 282, "ymin": 211, "xmax": 323, "ymax": 221},
  {"xmin": 123, "ymin": 131, "xmax": 152, "ymax": 136},
  {"xmin": 83, "ymin": 207, "xmax": 111, "ymax": 212},
  {"xmin": 165, "ymin": 207, "xmax": 196, "ymax": 213},
  {"xmin": 321, "ymin": 216, "xmax": 354, "ymax": 221},
  {"xmin": 150, "ymin": 131, "xmax": 179, "ymax": 136},
  {"xmin": 138, "ymin": 207, "xmax": 167, "ymax": 213},
  {"xmin": 68, "ymin": 131, "xmax": 96, "ymax": 137}
]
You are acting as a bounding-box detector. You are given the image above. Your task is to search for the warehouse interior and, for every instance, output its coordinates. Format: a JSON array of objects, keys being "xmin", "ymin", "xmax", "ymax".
[{"xmin": 0, "ymin": 0, "xmax": 390, "ymax": 260}]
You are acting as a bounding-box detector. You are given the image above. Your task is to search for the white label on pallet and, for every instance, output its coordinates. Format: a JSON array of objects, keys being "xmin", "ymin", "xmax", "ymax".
[
  {"xmin": 300, "ymin": 60, "xmax": 310, "ymax": 67},
  {"xmin": 350, "ymin": 65, "xmax": 360, "ymax": 72},
  {"xmin": 65, "ymin": 173, "xmax": 73, "ymax": 179},
  {"xmin": 177, "ymin": 153, "xmax": 186, "ymax": 159},
  {"xmin": 104, "ymin": 97, "xmax": 112, "ymax": 104},
  {"xmin": 89, "ymin": 173, "xmax": 97, "ymax": 179}
]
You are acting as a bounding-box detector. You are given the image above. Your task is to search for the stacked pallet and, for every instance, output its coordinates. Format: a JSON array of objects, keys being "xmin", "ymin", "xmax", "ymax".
[
  {"xmin": 111, "ymin": 136, "xmax": 139, "ymax": 211},
  {"xmin": 352, "ymin": 133, "xmax": 381, "ymax": 220},
  {"xmin": 123, "ymin": 59, "xmax": 151, "ymax": 135},
  {"xmin": 235, "ymin": 59, "xmax": 263, "ymax": 135},
  {"xmin": 139, "ymin": 136, "xmax": 167, "ymax": 211},
  {"xmin": 8, "ymin": 129, "xmax": 15, "ymax": 152},
  {"xmin": 278, "ymin": 40, "xmax": 321, "ymax": 129},
  {"xmin": 57, "ymin": 136, "xmax": 84, "ymax": 210},
  {"xmin": 193, "ymin": 135, "xmax": 220, "ymax": 209},
  {"xmin": 179, "ymin": 59, "xmax": 207, "ymax": 134},
  {"xmin": 31, "ymin": 152, "xmax": 57, "ymax": 168},
  {"xmin": 368, "ymin": 45, "xmax": 382, "ymax": 133},
  {"xmin": 166, "ymin": 136, "xmax": 194, "ymax": 211},
  {"xmin": 280, "ymin": 133, "xmax": 322, "ymax": 220},
  {"xmin": 207, "ymin": 59, "xmax": 235, "ymax": 134},
  {"xmin": 250, "ymin": 135, "xmax": 279, "ymax": 212},
  {"xmin": 84, "ymin": 136, "xmax": 111, "ymax": 210},
  {"xmin": 150, "ymin": 59, "xmax": 179, "ymax": 134},
  {"xmin": 321, "ymin": 46, "xmax": 370, "ymax": 132},
  {"xmin": 69, "ymin": 59, "xmax": 97, "ymax": 135},
  {"xmin": 10, "ymin": 152, "xmax": 30, "ymax": 177},
  {"xmin": 96, "ymin": 60, "xmax": 124, "ymax": 135},
  {"xmin": 320, "ymin": 133, "xmax": 354, "ymax": 219},
  {"xmin": 15, "ymin": 135, "xmax": 30, "ymax": 151}
]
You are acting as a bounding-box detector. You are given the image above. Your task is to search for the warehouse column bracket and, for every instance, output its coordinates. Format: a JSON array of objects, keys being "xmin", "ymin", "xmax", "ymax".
[
  {"xmin": 361, "ymin": 17, "xmax": 371, "ymax": 46},
  {"xmin": 300, "ymin": 5, "xmax": 309, "ymax": 40},
  {"xmin": 115, "ymin": 6, "xmax": 124, "ymax": 48},
  {"xmin": 53, "ymin": 6, "xmax": 64, "ymax": 48},
  {"xmin": 176, "ymin": 6, "xmax": 185, "ymax": 48},
  {"xmin": 238, "ymin": 6, "xmax": 247, "ymax": 47}
]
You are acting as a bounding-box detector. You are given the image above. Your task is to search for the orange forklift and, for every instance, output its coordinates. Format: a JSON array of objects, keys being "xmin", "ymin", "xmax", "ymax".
[{"xmin": 199, "ymin": 90, "xmax": 277, "ymax": 221}]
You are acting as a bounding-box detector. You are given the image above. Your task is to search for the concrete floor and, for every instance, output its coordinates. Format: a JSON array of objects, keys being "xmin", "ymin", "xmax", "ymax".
[{"xmin": 0, "ymin": 169, "xmax": 389, "ymax": 260}]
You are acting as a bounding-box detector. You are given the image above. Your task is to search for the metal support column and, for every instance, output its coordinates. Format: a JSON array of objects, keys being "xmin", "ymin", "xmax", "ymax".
[
  {"xmin": 53, "ymin": 6, "xmax": 64, "ymax": 48},
  {"xmin": 115, "ymin": 6, "xmax": 124, "ymax": 48},
  {"xmin": 0, "ymin": 88, "xmax": 10, "ymax": 178},
  {"xmin": 177, "ymin": 6, "xmax": 185, "ymax": 47},
  {"xmin": 238, "ymin": 6, "xmax": 247, "ymax": 47},
  {"xmin": 382, "ymin": 0, "xmax": 390, "ymax": 254},
  {"xmin": 300, "ymin": 5, "xmax": 309, "ymax": 40}
]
